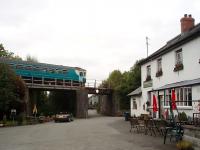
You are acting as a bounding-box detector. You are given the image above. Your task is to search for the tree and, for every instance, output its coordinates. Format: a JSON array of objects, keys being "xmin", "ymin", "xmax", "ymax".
[
  {"xmin": 0, "ymin": 63, "xmax": 26, "ymax": 119},
  {"xmin": 100, "ymin": 60, "xmax": 142, "ymax": 111},
  {"xmin": 0, "ymin": 44, "xmax": 14, "ymax": 58},
  {"xmin": 0, "ymin": 43, "xmax": 22, "ymax": 60},
  {"xmin": 26, "ymin": 55, "xmax": 38, "ymax": 62}
]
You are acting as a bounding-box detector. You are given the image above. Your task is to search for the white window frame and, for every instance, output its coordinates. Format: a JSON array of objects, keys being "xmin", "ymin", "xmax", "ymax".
[
  {"xmin": 157, "ymin": 58, "xmax": 162, "ymax": 72},
  {"xmin": 146, "ymin": 65, "xmax": 151, "ymax": 77},
  {"xmin": 164, "ymin": 87, "xmax": 192, "ymax": 107},
  {"xmin": 175, "ymin": 49, "xmax": 183, "ymax": 64}
]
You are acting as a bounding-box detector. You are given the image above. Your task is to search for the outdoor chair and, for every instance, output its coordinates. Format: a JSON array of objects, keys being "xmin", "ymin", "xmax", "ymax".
[
  {"xmin": 130, "ymin": 118, "xmax": 145, "ymax": 133},
  {"xmin": 154, "ymin": 119, "xmax": 169, "ymax": 136},
  {"xmin": 144, "ymin": 119, "xmax": 157, "ymax": 136},
  {"xmin": 163, "ymin": 121, "xmax": 184, "ymax": 144}
]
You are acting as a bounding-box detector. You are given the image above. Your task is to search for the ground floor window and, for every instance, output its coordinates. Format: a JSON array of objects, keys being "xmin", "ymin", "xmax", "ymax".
[
  {"xmin": 164, "ymin": 87, "xmax": 192, "ymax": 106},
  {"xmin": 132, "ymin": 99, "xmax": 137, "ymax": 109}
]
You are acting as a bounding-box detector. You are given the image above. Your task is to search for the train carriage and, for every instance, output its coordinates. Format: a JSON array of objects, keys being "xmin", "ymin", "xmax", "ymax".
[{"xmin": 0, "ymin": 57, "xmax": 86, "ymax": 86}]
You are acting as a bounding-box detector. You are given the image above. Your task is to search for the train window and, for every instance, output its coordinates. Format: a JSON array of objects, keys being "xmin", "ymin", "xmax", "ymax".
[
  {"xmin": 16, "ymin": 64, "xmax": 24, "ymax": 69},
  {"xmin": 49, "ymin": 69, "xmax": 55, "ymax": 73},
  {"xmin": 9, "ymin": 63, "xmax": 15, "ymax": 68},
  {"xmin": 83, "ymin": 72, "xmax": 86, "ymax": 76},
  {"xmin": 80, "ymin": 72, "xmax": 83, "ymax": 76},
  {"xmin": 33, "ymin": 67, "xmax": 40, "ymax": 71},
  {"xmin": 25, "ymin": 66, "xmax": 32, "ymax": 70},
  {"xmin": 62, "ymin": 69, "xmax": 67, "ymax": 74}
]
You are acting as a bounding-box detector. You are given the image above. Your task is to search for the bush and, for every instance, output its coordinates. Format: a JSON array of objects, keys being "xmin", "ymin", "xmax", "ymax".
[
  {"xmin": 16, "ymin": 113, "xmax": 25, "ymax": 125},
  {"xmin": 2, "ymin": 115, "xmax": 7, "ymax": 124},
  {"xmin": 179, "ymin": 112, "xmax": 188, "ymax": 122},
  {"xmin": 176, "ymin": 140, "xmax": 194, "ymax": 150}
]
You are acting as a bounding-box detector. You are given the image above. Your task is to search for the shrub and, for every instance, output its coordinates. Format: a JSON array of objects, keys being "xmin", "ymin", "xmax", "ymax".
[
  {"xmin": 2, "ymin": 115, "xmax": 7, "ymax": 124},
  {"xmin": 179, "ymin": 112, "xmax": 188, "ymax": 122},
  {"xmin": 17, "ymin": 113, "xmax": 25, "ymax": 125}
]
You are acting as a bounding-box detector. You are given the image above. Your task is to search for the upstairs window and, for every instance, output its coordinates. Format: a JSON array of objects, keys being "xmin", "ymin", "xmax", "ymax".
[
  {"xmin": 174, "ymin": 49, "xmax": 184, "ymax": 71},
  {"xmin": 147, "ymin": 65, "xmax": 151, "ymax": 76},
  {"xmin": 156, "ymin": 58, "xmax": 163, "ymax": 77},
  {"xmin": 175, "ymin": 49, "xmax": 183, "ymax": 64},
  {"xmin": 157, "ymin": 58, "xmax": 162, "ymax": 71},
  {"xmin": 146, "ymin": 65, "xmax": 151, "ymax": 81}
]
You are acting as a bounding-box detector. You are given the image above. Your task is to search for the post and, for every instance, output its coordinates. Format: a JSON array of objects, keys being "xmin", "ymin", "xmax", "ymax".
[
  {"xmin": 31, "ymin": 76, "xmax": 33, "ymax": 84},
  {"xmin": 42, "ymin": 77, "xmax": 44, "ymax": 85},
  {"xmin": 146, "ymin": 36, "xmax": 149, "ymax": 57},
  {"xmin": 158, "ymin": 90, "xmax": 161, "ymax": 118},
  {"xmin": 94, "ymin": 80, "xmax": 96, "ymax": 88},
  {"xmin": 63, "ymin": 79, "xmax": 65, "ymax": 86}
]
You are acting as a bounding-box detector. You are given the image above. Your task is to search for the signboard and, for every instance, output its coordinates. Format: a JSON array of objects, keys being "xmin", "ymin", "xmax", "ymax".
[{"xmin": 143, "ymin": 80, "xmax": 153, "ymax": 88}]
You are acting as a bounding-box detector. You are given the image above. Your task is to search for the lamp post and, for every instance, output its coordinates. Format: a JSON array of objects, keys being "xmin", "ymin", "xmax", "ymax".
[{"xmin": 96, "ymin": 89, "xmax": 99, "ymax": 94}]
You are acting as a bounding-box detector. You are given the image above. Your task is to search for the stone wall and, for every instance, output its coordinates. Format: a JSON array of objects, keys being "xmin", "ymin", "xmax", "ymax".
[
  {"xmin": 76, "ymin": 89, "xmax": 88, "ymax": 118},
  {"xmin": 183, "ymin": 125, "xmax": 200, "ymax": 149}
]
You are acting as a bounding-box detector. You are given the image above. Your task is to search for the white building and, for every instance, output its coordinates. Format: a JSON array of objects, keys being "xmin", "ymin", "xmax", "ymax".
[{"xmin": 131, "ymin": 14, "xmax": 200, "ymax": 118}]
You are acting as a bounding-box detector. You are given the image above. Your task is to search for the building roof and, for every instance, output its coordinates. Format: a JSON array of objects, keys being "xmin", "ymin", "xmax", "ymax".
[
  {"xmin": 154, "ymin": 78, "xmax": 200, "ymax": 91},
  {"xmin": 140, "ymin": 23, "xmax": 200, "ymax": 65},
  {"xmin": 128, "ymin": 87, "xmax": 142, "ymax": 96}
]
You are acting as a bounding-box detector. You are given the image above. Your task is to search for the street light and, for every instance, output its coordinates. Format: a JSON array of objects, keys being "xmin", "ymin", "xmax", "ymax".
[{"xmin": 96, "ymin": 89, "xmax": 99, "ymax": 94}]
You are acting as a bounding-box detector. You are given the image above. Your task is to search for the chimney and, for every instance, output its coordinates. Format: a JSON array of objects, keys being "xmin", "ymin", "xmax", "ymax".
[{"xmin": 180, "ymin": 14, "xmax": 195, "ymax": 33}]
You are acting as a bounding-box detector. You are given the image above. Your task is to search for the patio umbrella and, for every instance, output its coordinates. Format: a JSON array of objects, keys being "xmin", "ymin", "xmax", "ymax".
[
  {"xmin": 171, "ymin": 89, "xmax": 177, "ymax": 110},
  {"xmin": 153, "ymin": 94, "xmax": 158, "ymax": 112}
]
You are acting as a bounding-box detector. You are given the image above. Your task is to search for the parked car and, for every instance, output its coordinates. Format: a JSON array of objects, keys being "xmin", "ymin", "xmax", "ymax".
[{"xmin": 54, "ymin": 112, "xmax": 73, "ymax": 122}]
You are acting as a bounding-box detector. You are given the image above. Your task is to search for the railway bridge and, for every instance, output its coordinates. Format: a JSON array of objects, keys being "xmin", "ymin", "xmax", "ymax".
[{"xmin": 0, "ymin": 58, "xmax": 113, "ymax": 118}]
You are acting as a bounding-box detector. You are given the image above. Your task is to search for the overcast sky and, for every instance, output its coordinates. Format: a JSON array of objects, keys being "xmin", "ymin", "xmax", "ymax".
[{"xmin": 0, "ymin": 0, "xmax": 200, "ymax": 81}]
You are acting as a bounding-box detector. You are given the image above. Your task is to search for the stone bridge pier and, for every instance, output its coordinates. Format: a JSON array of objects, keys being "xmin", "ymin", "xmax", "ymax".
[{"xmin": 76, "ymin": 89, "xmax": 88, "ymax": 118}]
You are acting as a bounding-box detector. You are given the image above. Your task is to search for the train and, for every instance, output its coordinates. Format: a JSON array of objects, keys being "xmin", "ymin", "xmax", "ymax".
[{"xmin": 0, "ymin": 57, "xmax": 86, "ymax": 84}]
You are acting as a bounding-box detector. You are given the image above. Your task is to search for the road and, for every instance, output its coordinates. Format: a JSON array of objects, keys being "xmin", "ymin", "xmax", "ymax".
[{"xmin": 0, "ymin": 110, "xmax": 176, "ymax": 150}]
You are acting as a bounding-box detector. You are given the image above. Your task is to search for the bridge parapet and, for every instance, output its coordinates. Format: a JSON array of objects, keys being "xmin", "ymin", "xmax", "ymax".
[{"xmin": 23, "ymin": 76, "xmax": 111, "ymax": 94}]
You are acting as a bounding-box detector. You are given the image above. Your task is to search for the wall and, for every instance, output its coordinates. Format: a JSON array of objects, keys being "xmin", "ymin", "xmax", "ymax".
[
  {"xmin": 130, "ymin": 96, "xmax": 146, "ymax": 117},
  {"xmin": 141, "ymin": 37, "xmax": 200, "ymax": 117},
  {"xmin": 76, "ymin": 89, "xmax": 88, "ymax": 118}
]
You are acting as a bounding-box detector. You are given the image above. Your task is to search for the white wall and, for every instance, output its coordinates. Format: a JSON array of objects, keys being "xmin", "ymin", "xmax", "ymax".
[
  {"xmin": 141, "ymin": 37, "xmax": 200, "ymax": 117},
  {"xmin": 130, "ymin": 96, "xmax": 148, "ymax": 117},
  {"xmin": 141, "ymin": 37, "xmax": 200, "ymax": 90}
]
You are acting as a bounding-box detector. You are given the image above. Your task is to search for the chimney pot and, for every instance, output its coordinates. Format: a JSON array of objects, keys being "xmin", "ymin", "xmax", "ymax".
[{"xmin": 180, "ymin": 14, "xmax": 195, "ymax": 33}]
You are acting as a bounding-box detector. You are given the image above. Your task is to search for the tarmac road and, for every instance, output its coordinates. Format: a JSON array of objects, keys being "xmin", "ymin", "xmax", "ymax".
[{"xmin": 0, "ymin": 110, "xmax": 176, "ymax": 150}]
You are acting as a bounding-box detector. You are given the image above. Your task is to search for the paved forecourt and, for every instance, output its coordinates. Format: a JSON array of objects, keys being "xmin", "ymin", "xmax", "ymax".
[{"xmin": 0, "ymin": 110, "xmax": 176, "ymax": 150}]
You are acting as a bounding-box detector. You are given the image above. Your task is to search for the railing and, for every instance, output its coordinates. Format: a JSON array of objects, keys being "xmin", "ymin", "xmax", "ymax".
[{"xmin": 21, "ymin": 76, "xmax": 107, "ymax": 89}]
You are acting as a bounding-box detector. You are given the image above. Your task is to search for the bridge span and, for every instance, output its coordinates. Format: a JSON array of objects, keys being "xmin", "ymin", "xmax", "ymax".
[{"xmin": 0, "ymin": 58, "xmax": 113, "ymax": 118}]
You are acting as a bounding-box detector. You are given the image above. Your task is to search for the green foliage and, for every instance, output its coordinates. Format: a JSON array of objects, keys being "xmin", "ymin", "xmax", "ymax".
[
  {"xmin": 176, "ymin": 140, "xmax": 194, "ymax": 150},
  {"xmin": 179, "ymin": 112, "xmax": 188, "ymax": 121},
  {"xmin": 0, "ymin": 63, "xmax": 26, "ymax": 119},
  {"xmin": 101, "ymin": 60, "xmax": 142, "ymax": 110},
  {"xmin": 16, "ymin": 113, "xmax": 25, "ymax": 125},
  {"xmin": 0, "ymin": 43, "xmax": 22, "ymax": 60}
]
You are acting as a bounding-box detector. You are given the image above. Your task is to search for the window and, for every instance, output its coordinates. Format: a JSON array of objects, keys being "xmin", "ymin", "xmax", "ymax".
[
  {"xmin": 147, "ymin": 65, "xmax": 151, "ymax": 76},
  {"xmin": 132, "ymin": 99, "xmax": 137, "ymax": 109},
  {"xmin": 156, "ymin": 58, "xmax": 163, "ymax": 77},
  {"xmin": 157, "ymin": 59, "xmax": 162, "ymax": 72},
  {"xmin": 164, "ymin": 87, "xmax": 192, "ymax": 107},
  {"xmin": 175, "ymin": 49, "xmax": 183, "ymax": 64}
]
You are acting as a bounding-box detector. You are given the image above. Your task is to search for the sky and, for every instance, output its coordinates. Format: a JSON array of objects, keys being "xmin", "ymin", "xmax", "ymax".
[{"xmin": 0, "ymin": 0, "xmax": 200, "ymax": 81}]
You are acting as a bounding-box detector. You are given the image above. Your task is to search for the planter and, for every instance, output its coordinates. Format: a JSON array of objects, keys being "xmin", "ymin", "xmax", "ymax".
[
  {"xmin": 156, "ymin": 70, "xmax": 163, "ymax": 77},
  {"xmin": 174, "ymin": 63, "xmax": 184, "ymax": 72}
]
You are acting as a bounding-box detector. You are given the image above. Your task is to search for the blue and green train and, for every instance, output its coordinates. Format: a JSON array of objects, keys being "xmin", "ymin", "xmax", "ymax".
[{"xmin": 0, "ymin": 57, "xmax": 86, "ymax": 84}]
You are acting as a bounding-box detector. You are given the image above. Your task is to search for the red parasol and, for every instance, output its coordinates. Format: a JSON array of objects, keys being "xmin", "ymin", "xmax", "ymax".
[
  {"xmin": 153, "ymin": 94, "xmax": 158, "ymax": 112},
  {"xmin": 171, "ymin": 89, "xmax": 177, "ymax": 110}
]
